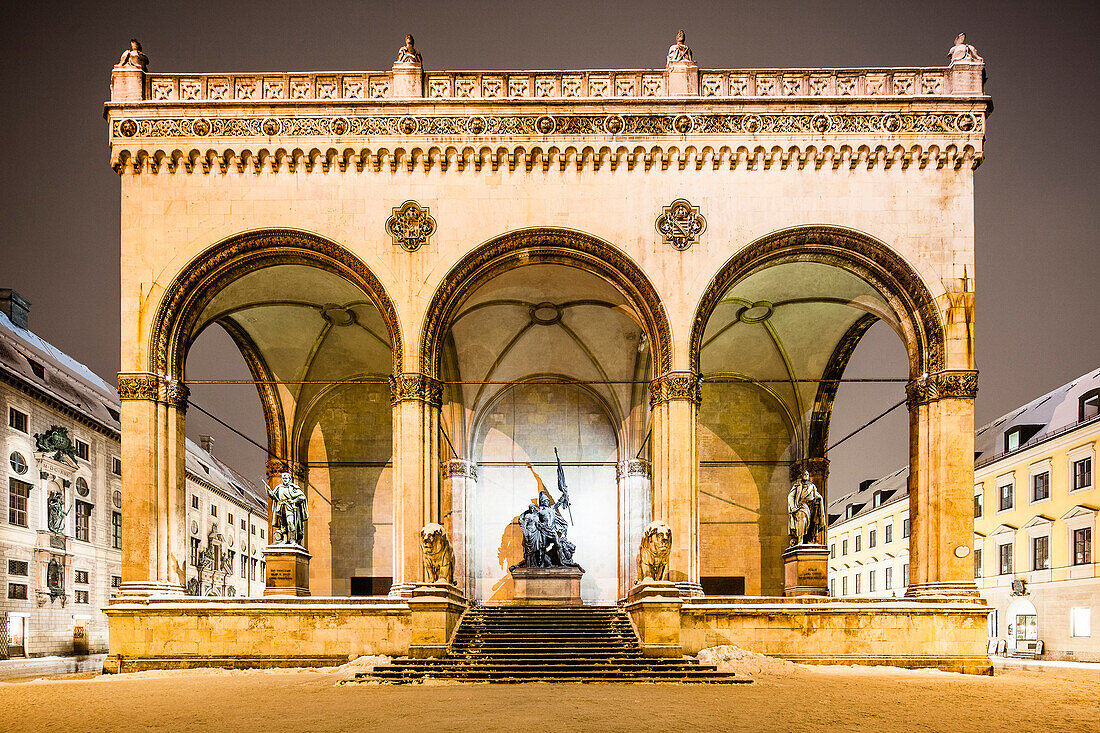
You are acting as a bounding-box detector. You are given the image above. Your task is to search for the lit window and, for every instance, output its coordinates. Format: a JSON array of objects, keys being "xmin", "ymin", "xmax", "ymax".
[
  {"xmin": 1033, "ymin": 536, "xmax": 1050, "ymax": 570},
  {"xmin": 999, "ymin": 543, "xmax": 1013, "ymax": 574},
  {"xmin": 1074, "ymin": 528, "xmax": 1092, "ymax": 565},
  {"xmin": 8, "ymin": 407, "xmax": 28, "ymax": 433},
  {"xmin": 1071, "ymin": 607, "xmax": 1092, "ymax": 638}
]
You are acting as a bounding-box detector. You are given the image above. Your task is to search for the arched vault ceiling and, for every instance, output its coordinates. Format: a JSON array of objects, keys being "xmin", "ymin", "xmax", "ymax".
[
  {"xmin": 191, "ymin": 264, "xmax": 393, "ymax": 415},
  {"xmin": 445, "ymin": 264, "xmax": 648, "ymax": 439},
  {"xmin": 700, "ymin": 261, "xmax": 901, "ymax": 456}
]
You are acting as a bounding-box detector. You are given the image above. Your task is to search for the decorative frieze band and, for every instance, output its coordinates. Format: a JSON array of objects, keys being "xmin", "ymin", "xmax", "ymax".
[
  {"xmin": 117, "ymin": 372, "xmax": 190, "ymax": 411},
  {"xmin": 111, "ymin": 111, "xmax": 983, "ymax": 142},
  {"xmin": 442, "ymin": 459, "xmax": 479, "ymax": 482},
  {"xmin": 389, "ymin": 373, "xmax": 444, "ymax": 408},
  {"xmin": 905, "ymin": 369, "xmax": 979, "ymax": 407},
  {"xmin": 649, "ymin": 371, "xmax": 703, "ymax": 407},
  {"xmin": 616, "ymin": 459, "xmax": 652, "ymax": 481}
]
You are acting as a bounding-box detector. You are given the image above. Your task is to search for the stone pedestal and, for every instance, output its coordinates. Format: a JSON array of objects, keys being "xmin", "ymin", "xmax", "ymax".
[
  {"xmin": 947, "ymin": 62, "xmax": 984, "ymax": 95},
  {"xmin": 408, "ymin": 582, "xmax": 467, "ymax": 658},
  {"xmin": 263, "ymin": 544, "xmax": 311, "ymax": 596},
  {"xmin": 665, "ymin": 63, "xmax": 699, "ymax": 96},
  {"xmin": 624, "ymin": 580, "xmax": 683, "ymax": 657},
  {"xmin": 510, "ymin": 566, "xmax": 583, "ymax": 605},
  {"xmin": 111, "ymin": 66, "xmax": 145, "ymax": 102},
  {"xmin": 391, "ymin": 63, "xmax": 423, "ymax": 98},
  {"xmin": 782, "ymin": 544, "xmax": 830, "ymax": 597}
]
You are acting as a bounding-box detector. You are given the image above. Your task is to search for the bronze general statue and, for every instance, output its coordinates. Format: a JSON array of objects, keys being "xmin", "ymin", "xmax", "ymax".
[
  {"xmin": 510, "ymin": 450, "xmax": 579, "ymax": 570},
  {"xmin": 47, "ymin": 490, "xmax": 69, "ymax": 535},
  {"xmin": 269, "ymin": 472, "xmax": 308, "ymax": 546},
  {"xmin": 788, "ymin": 470, "xmax": 825, "ymax": 547}
]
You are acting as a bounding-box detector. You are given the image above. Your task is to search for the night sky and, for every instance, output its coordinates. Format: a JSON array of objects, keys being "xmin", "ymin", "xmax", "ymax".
[{"xmin": 1, "ymin": 0, "xmax": 1097, "ymax": 493}]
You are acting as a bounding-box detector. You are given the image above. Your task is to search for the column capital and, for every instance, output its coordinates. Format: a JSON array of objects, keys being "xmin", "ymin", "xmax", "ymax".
[
  {"xmin": 906, "ymin": 369, "xmax": 978, "ymax": 407},
  {"xmin": 266, "ymin": 457, "xmax": 303, "ymax": 481},
  {"xmin": 617, "ymin": 458, "xmax": 652, "ymax": 481},
  {"xmin": 790, "ymin": 456, "xmax": 830, "ymax": 482},
  {"xmin": 117, "ymin": 372, "xmax": 160, "ymax": 401},
  {"xmin": 389, "ymin": 372, "xmax": 443, "ymax": 408},
  {"xmin": 441, "ymin": 458, "xmax": 479, "ymax": 482},
  {"xmin": 649, "ymin": 371, "xmax": 702, "ymax": 407},
  {"xmin": 159, "ymin": 378, "xmax": 190, "ymax": 411}
]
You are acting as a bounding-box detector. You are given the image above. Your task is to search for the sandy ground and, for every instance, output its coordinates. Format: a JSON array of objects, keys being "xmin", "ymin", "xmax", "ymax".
[{"xmin": 1, "ymin": 657, "xmax": 1098, "ymax": 733}]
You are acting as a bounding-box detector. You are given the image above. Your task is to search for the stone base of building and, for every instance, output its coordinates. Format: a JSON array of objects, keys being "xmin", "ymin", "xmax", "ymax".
[
  {"xmin": 262, "ymin": 545, "xmax": 311, "ymax": 596},
  {"xmin": 509, "ymin": 566, "xmax": 584, "ymax": 605},
  {"xmin": 680, "ymin": 596, "xmax": 993, "ymax": 675},
  {"xmin": 782, "ymin": 544, "xmax": 830, "ymax": 597},
  {"xmin": 407, "ymin": 582, "xmax": 467, "ymax": 658},
  {"xmin": 624, "ymin": 580, "xmax": 684, "ymax": 657}
]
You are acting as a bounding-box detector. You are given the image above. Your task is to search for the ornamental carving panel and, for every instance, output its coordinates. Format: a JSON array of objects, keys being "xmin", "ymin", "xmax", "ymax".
[
  {"xmin": 389, "ymin": 373, "xmax": 444, "ymax": 407},
  {"xmin": 649, "ymin": 372, "xmax": 703, "ymax": 406},
  {"xmin": 442, "ymin": 459, "xmax": 480, "ymax": 482},
  {"xmin": 385, "ymin": 200, "xmax": 437, "ymax": 252},
  {"xmin": 117, "ymin": 373, "xmax": 159, "ymax": 401},
  {"xmin": 906, "ymin": 370, "xmax": 979, "ymax": 406},
  {"xmin": 656, "ymin": 198, "xmax": 706, "ymax": 250},
  {"xmin": 616, "ymin": 459, "xmax": 652, "ymax": 481}
]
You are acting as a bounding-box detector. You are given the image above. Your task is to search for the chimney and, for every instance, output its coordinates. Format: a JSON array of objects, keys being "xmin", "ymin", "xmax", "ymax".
[
  {"xmin": 199, "ymin": 435, "xmax": 215, "ymax": 454},
  {"xmin": 0, "ymin": 289, "xmax": 31, "ymax": 329}
]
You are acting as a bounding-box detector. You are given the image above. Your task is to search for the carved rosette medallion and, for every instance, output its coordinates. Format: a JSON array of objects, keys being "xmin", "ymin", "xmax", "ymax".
[
  {"xmin": 535, "ymin": 115, "xmax": 556, "ymax": 135},
  {"xmin": 649, "ymin": 371, "xmax": 703, "ymax": 407},
  {"xmin": 191, "ymin": 118, "xmax": 211, "ymax": 136},
  {"xmin": 385, "ymin": 200, "xmax": 437, "ymax": 253},
  {"xmin": 389, "ymin": 373, "xmax": 444, "ymax": 408},
  {"xmin": 442, "ymin": 459, "xmax": 479, "ymax": 482},
  {"xmin": 603, "ymin": 114, "xmax": 625, "ymax": 135},
  {"xmin": 330, "ymin": 116, "xmax": 349, "ymax": 135},
  {"xmin": 655, "ymin": 198, "xmax": 707, "ymax": 251},
  {"xmin": 905, "ymin": 369, "xmax": 979, "ymax": 407},
  {"xmin": 672, "ymin": 114, "xmax": 693, "ymax": 134},
  {"xmin": 466, "ymin": 116, "xmax": 486, "ymax": 135},
  {"xmin": 261, "ymin": 117, "xmax": 281, "ymax": 136},
  {"xmin": 616, "ymin": 459, "xmax": 652, "ymax": 481},
  {"xmin": 117, "ymin": 373, "xmax": 160, "ymax": 401}
]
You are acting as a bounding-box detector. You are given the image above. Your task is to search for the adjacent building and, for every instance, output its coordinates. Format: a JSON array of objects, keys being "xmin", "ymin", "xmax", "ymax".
[
  {"xmin": 829, "ymin": 368, "xmax": 1100, "ymax": 661},
  {"xmin": 1, "ymin": 290, "xmax": 265, "ymax": 658}
]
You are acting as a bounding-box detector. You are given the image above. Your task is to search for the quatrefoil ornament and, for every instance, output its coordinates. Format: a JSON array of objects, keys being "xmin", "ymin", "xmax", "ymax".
[
  {"xmin": 655, "ymin": 198, "xmax": 706, "ymax": 251},
  {"xmin": 385, "ymin": 200, "xmax": 437, "ymax": 252}
]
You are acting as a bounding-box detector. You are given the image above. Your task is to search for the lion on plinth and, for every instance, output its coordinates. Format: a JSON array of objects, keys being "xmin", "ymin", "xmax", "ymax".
[
  {"xmin": 420, "ymin": 523, "xmax": 455, "ymax": 584},
  {"xmin": 637, "ymin": 520, "xmax": 672, "ymax": 582}
]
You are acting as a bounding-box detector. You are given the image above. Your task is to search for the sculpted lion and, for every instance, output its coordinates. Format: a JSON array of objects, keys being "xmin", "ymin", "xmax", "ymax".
[
  {"xmin": 420, "ymin": 523, "xmax": 455, "ymax": 584},
  {"xmin": 637, "ymin": 520, "xmax": 672, "ymax": 582}
]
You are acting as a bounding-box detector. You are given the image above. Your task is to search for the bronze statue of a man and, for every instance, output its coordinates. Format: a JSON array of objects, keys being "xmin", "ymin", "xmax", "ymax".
[
  {"xmin": 788, "ymin": 470, "xmax": 824, "ymax": 546},
  {"xmin": 269, "ymin": 472, "xmax": 308, "ymax": 546}
]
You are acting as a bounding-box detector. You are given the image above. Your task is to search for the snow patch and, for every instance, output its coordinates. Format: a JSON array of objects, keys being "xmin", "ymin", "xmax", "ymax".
[{"xmin": 696, "ymin": 645, "xmax": 798, "ymax": 676}]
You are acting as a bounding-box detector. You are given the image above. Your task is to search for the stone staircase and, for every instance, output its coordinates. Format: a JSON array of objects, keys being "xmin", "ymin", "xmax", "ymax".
[{"xmin": 355, "ymin": 605, "xmax": 747, "ymax": 684}]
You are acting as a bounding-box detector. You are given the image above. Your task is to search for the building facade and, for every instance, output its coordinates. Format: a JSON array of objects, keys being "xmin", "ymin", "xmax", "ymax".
[
  {"xmin": 829, "ymin": 368, "xmax": 1100, "ymax": 661},
  {"xmin": 0, "ymin": 291, "xmax": 264, "ymax": 658}
]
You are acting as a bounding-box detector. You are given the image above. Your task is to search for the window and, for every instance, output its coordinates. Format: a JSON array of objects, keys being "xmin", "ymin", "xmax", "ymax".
[
  {"xmin": 8, "ymin": 478, "xmax": 31, "ymax": 527},
  {"xmin": 974, "ymin": 494, "xmax": 982, "ymax": 518},
  {"xmin": 241, "ymin": 556, "xmax": 248, "ymax": 579},
  {"xmin": 9, "ymin": 451, "xmax": 27, "ymax": 475},
  {"xmin": 228, "ymin": 513, "xmax": 234, "ymax": 527},
  {"xmin": 260, "ymin": 528, "xmax": 265, "ymax": 540},
  {"xmin": 1071, "ymin": 607, "xmax": 1092, "ymax": 638},
  {"xmin": 241, "ymin": 519, "xmax": 247, "ymax": 530},
  {"xmin": 7, "ymin": 560, "xmax": 28, "ymax": 576},
  {"xmin": 27, "ymin": 359, "xmax": 45, "ymax": 379},
  {"xmin": 829, "ymin": 578, "xmax": 836, "ymax": 597},
  {"xmin": 868, "ymin": 570, "xmax": 876, "ymax": 592},
  {"xmin": 226, "ymin": 551, "xmax": 235, "ymax": 573},
  {"xmin": 1074, "ymin": 528, "xmax": 1092, "ymax": 565},
  {"xmin": 111, "ymin": 575, "xmax": 122, "ymax": 588},
  {"xmin": 191, "ymin": 495, "xmax": 199, "ymax": 509},
  {"xmin": 974, "ymin": 548, "xmax": 983, "ymax": 578},
  {"xmin": 8, "ymin": 407, "xmax": 28, "ymax": 433},
  {"xmin": 869, "ymin": 529, "xmax": 877, "ymax": 548},
  {"xmin": 999, "ymin": 483, "xmax": 1014, "ymax": 511},
  {"xmin": 211, "ymin": 505, "xmax": 217, "ymax": 517},
  {"xmin": 7, "ymin": 583, "xmax": 27, "ymax": 600},
  {"xmin": 1073, "ymin": 457, "xmax": 1092, "ymax": 491},
  {"xmin": 885, "ymin": 567, "xmax": 893, "ymax": 590},
  {"xmin": 74, "ymin": 439, "xmax": 89, "ymax": 461},
  {"xmin": 1080, "ymin": 389, "xmax": 1100, "ymax": 421},
  {"xmin": 75, "ymin": 590, "xmax": 89, "ymax": 604},
  {"xmin": 988, "ymin": 610, "xmax": 999, "ymax": 637},
  {"xmin": 855, "ymin": 535, "xmax": 862, "ymax": 552},
  {"xmin": 999, "ymin": 543, "xmax": 1013, "ymax": 574},
  {"xmin": 841, "ymin": 539, "xmax": 848, "ymax": 556},
  {"xmin": 902, "ymin": 563, "xmax": 910, "ymax": 587},
  {"xmin": 1005, "ymin": 429, "xmax": 1022, "ymax": 452},
  {"xmin": 250, "ymin": 558, "xmax": 258, "ymax": 580},
  {"xmin": 1031, "ymin": 472, "xmax": 1050, "ymax": 502},
  {"xmin": 885, "ymin": 524, "xmax": 893, "ymax": 544},
  {"xmin": 829, "ymin": 544, "xmax": 835, "ymax": 559},
  {"xmin": 1033, "ymin": 536, "xmax": 1050, "ymax": 570},
  {"xmin": 251, "ymin": 525, "xmax": 256, "ymax": 535},
  {"xmin": 75, "ymin": 477, "xmax": 89, "ymax": 498},
  {"xmin": 902, "ymin": 519, "xmax": 910, "ymax": 538},
  {"xmin": 75, "ymin": 501, "xmax": 92, "ymax": 542},
  {"xmin": 111, "ymin": 457, "xmax": 122, "ymax": 476},
  {"xmin": 841, "ymin": 576, "xmax": 848, "ymax": 595},
  {"xmin": 190, "ymin": 537, "xmax": 201, "ymax": 567},
  {"xmin": 75, "ymin": 570, "xmax": 89, "ymax": 584},
  {"xmin": 854, "ymin": 574, "xmax": 862, "ymax": 594},
  {"xmin": 112, "ymin": 511, "xmax": 122, "ymax": 550}
]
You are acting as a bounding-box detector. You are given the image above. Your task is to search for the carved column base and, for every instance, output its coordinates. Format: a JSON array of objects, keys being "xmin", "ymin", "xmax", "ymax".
[
  {"xmin": 905, "ymin": 581, "xmax": 982, "ymax": 599},
  {"xmin": 782, "ymin": 544, "xmax": 830, "ymax": 597},
  {"xmin": 115, "ymin": 581, "xmax": 185, "ymax": 598},
  {"xmin": 262, "ymin": 545, "xmax": 311, "ymax": 597}
]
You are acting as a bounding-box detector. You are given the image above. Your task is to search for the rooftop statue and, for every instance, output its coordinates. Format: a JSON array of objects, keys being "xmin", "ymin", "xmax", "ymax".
[
  {"xmin": 268, "ymin": 471, "xmax": 308, "ymax": 546},
  {"xmin": 948, "ymin": 33, "xmax": 983, "ymax": 64},
  {"xmin": 116, "ymin": 38, "xmax": 148, "ymax": 71},
  {"xmin": 666, "ymin": 29, "xmax": 694, "ymax": 66},
  {"xmin": 788, "ymin": 470, "xmax": 825, "ymax": 547},
  {"xmin": 396, "ymin": 34, "xmax": 422, "ymax": 65},
  {"xmin": 510, "ymin": 450, "xmax": 579, "ymax": 570}
]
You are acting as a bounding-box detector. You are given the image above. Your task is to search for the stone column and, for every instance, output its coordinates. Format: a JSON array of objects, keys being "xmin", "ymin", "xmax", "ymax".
[
  {"xmin": 389, "ymin": 374, "xmax": 443, "ymax": 596},
  {"xmin": 649, "ymin": 372, "xmax": 702, "ymax": 595},
  {"xmin": 905, "ymin": 370, "xmax": 980, "ymax": 597},
  {"xmin": 441, "ymin": 458, "xmax": 478, "ymax": 598},
  {"xmin": 617, "ymin": 458, "xmax": 652, "ymax": 596},
  {"xmin": 116, "ymin": 373, "xmax": 188, "ymax": 595}
]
